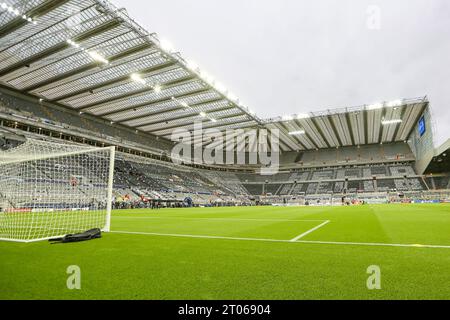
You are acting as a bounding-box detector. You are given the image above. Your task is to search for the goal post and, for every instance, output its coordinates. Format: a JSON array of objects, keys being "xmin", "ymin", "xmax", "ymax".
[
  {"xmin": 0, "ymin": 139, "xmax": 115, "ymax": 242},
  {"xmin": 104, "ymin": 145, "xmax": 116, "ymax": 232}
]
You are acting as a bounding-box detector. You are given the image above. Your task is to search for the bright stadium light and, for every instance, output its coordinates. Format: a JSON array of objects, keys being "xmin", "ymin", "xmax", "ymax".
[
  {"xmin": 88, "ymin": 51, "xmax": 108, "ymax": 64},
  {"xmin": 382, "ymin": 119, "xmax": 402, "ymax": 125},
  {"xmin": 210, "ymin": 118, "xmax": 217, "ymax": 123},
  {"xmin": 130, "ymin": 73, "xmax": 146, "ymax": 85},
  {"xmin": 297, "ymin": 113, "xmax": 310, "ymax": 119},
  {"xmin": 386, "ymin": 99, "xmax": 403, "ymax": 108},
  {"xmin": 288, "ymin": 130, "xmax": 306, "ymax": 135},
  {"xmin": 227, "ymin": 92, "xmax": 238, "ymax": 102},
  {"xmin": 201, "ymin": 71, "xmax": 215, "ymax": 84},
  {"xmin": 366, "ymin": 103, "xmax": 383, "ymax": 110},
  {"xmin": 215, "ymin": 82, "xmax": 226, "ymax": 93},
  {"xmin": 186, "ymin": 59, "xmax": 199, "ymax": 71},
  {"xmin": 153, "ymin": 85, "xmax": 162, "ymax": 93},
  {"xmin": 199, "ymin": 112, "xmax": 207, "ymax": 118},
  {"xmin": 160, "ymin": 39, "xmax": 175, "ymax": 52}
]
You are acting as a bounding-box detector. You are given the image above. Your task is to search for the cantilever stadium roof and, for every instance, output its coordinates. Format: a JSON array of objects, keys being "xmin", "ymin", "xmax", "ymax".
[
  {"xmin": 265, "ymin": 97, "xmax": 428, "ymax": 151},
  {"xmin": 0, "ymin": 0, "xmax": 429, "ymax": 152}
]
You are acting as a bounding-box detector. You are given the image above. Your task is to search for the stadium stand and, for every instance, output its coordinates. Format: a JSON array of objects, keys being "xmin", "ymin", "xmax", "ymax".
[{"xmin": 0, "ymin": 0, "xmax": 448, "ymax": 208}]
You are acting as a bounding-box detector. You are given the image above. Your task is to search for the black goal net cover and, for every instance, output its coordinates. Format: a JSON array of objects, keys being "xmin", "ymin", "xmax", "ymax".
[{"xmin": 49, "ymin": 228, "xmax": 102, "ymax": 243}]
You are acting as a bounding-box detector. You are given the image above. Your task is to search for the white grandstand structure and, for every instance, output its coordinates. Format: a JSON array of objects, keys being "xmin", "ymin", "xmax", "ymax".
[{"xmin": 0, "ymin": 0, "xmax": 449, "ymax": 211}]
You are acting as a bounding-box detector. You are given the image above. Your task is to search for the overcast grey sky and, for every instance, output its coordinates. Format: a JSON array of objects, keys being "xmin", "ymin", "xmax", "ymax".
[{"xmin": 112, "ymin": 0, "xmax": 450, "ymax": 146}]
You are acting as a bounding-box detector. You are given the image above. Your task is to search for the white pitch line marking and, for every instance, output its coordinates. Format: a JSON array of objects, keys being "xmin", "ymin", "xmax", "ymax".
[
  {"xmin": 111, "ymin": 230, "xmax": 284, "ymax": 243},
  {"xmin": 290, "ymin": 220, "xmax": 330, "ymax": 242},
  {"xmin": 110, "ymin": 230, "xmax": 450, "ymax": 249},
  {"xmin": 113, "ymin": 216, "xmax": 327, "ymax": 223}
]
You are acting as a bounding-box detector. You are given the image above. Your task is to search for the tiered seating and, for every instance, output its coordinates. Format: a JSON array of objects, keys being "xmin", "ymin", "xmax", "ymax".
[
  {"xmin": 293, "ymin": 143, "xmax": 415, "ymax": 167},
  {"xmin": 317, "ymin": 182, "xmax": 333, "ymax": 193},
  {"xmin": 394, "ymin": 179, "xmax": 409, "ymax": 191},
  {"xmin": 311, "ymin": 170, "xmax": 334, "ymax": 180},
  {"xmin": 264, "ymin": 184, "xmax": 281, "ymax": 195},
  {"xmin": 306, "ymin": 183, "xmax": 318, "ymax": 194},
  {"xmin": 333, "ymin": 182, "xmax": 345, "ymax": 193},
  {"xmin": 390, "ymin": 165, "xmax": 416, "ymax": 176},
  {"xmin": 288, "ymin": 171, "xmax": 310, "ymax": 182},
  {"xmin": 408, "ymin": 178, "xmax": 426, "ymax": 191},
  {"xmin": 291, "ymin": 183, "xmax": 307, "ymax": 194},
  {"xmin": 363, "ymin": 180, "xmax": 375, "ymax": 192},
  {"xmin": 336, "ymin": 169, "xmax": 346, "ymax": 179},
  {"xmin": 278, "ymin": 184, "xmax": 293, "ymax": 195},
  {"xmin": 200, "ymin": 171, "xmax": 249, "ymax": 195},
  {"xmin": 237, "ymin": 172, "xmax": 290, "ymax": 183},
  {"xmin": 377, "ymin": 179, "xmax": 396, "ymax": 191},
  {"xmin": 347, "ymin": 180, "xmax": 361, "ymax": 192},
  {"xmin": 0, "ymin": 92, "xmax": 173, "ymax": 153},
  {"xmin": 243, "ymin": 184, "xmax": 262, "ymax": 195},
  {"xmin": 345, "ymin": 168, "xmax": 361, "ymax": 178}
]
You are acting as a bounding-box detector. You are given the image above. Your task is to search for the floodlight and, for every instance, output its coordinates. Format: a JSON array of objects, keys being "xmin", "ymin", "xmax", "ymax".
[
  {"xmin": 88, "ymin": 51, "xmax": 108, "ymax": 64},
  {"xmin": 366, "ymin": 103, "xmax": 383, "ymax": 110},
  {"xmin": 130, "ymin": 73, "xmax": 146, "ymax": 85},
  {"xmin": 160, "ymin": 39, "xmax": 175, "ymax": 52},
  {"xmin": 201, "ymin": 71, "xmax": 214, "ymax": 84},
  {"xmin": 297, "ymin": 113, "xmax": 310, "ymax": 119},
  {"xmin": 186, "ymin": 59, "xmax": 199, "ymax": 71},
  {"xmin": 153, "ymin": 85, "xmax": 162, "ymax": 93},
  {"xmin": 199, "ymin": 112, "xmax": 207, "ymax": 117},
  {"xmin": 386, "ymin": 99, "xmax": 403, "ymax": 108},
  {"xmin": 381, "ymin": 119, "xmax": 402, "ymax": 125},
  {"xmin": 215, "ymin": 82, "xmax": 226, "ymax": 93},
  {"xmin": 227, "ymin": 92, "xmax": 238, "ymax": 101},
  {"xmin": 288, "ymin": 130, "xmax": 306, "ymax": 135}
]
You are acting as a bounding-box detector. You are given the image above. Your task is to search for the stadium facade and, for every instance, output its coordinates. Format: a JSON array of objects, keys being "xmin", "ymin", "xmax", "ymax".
[{"xmin": 0, "ymin": 0, "xmax": 449, "ymax": 209}]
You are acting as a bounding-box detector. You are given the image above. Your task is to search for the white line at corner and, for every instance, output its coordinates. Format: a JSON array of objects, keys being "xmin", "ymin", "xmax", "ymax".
[{"xmin": 290, "ymin": 220, "xmax": 330, "ymax": 242}]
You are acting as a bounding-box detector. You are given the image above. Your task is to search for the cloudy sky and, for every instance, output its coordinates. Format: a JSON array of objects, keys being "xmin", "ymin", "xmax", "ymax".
[{"xmin": 112, "ymin": 0, "xmax": 450, "ymax": 146}]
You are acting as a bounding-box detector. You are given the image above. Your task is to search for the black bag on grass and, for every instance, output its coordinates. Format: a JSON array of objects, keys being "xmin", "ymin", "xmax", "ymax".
[{"xmin": 49, "ymin": 228, "xmax": 102, "ymax": 243}]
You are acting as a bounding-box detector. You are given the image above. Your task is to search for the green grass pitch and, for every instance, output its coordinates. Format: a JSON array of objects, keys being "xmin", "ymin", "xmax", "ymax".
[{"xmin": 1, "ymin": 203, "xmax": 449, "ymax": 300}]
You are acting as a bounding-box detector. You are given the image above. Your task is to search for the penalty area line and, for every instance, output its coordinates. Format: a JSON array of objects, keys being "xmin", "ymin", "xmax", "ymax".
[
  {"xmin": 109, "ymin": 230, "xmax": 450, "ymax": 249},
  {"xmin": 290, "ymin": 220, "xmax": 330, "ymax": 242},
  {"xmin": 111, "ymin": 230, "xmax": 286, "ymax": 243}
]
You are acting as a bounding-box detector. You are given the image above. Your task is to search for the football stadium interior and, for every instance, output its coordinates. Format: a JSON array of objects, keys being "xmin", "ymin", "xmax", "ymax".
[{"xmin": 0, "ymin": 0, "xmax": 449, "ymax": 300}]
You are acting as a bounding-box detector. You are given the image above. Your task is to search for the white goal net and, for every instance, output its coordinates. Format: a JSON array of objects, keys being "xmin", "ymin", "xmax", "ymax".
[{"xmin": 0, "ymin": 139, "xmax": 115, "ymax": 242}]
